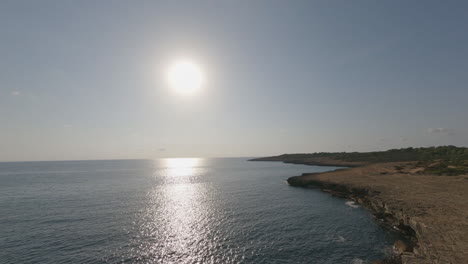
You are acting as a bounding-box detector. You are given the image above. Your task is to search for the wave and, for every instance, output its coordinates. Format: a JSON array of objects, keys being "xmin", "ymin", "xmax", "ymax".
[{"xmin": 345, "ymin": 201, "xmax": 360, "ymax": 208}]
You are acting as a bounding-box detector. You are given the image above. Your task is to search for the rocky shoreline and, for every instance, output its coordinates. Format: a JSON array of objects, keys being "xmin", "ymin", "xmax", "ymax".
[
  {"xmin": 255, "ymin": 159, "xmax": 468, "ymax": 264},
  {"xmin": 288, "ymin": 174, "xmax": 419, "ymax": 264}
]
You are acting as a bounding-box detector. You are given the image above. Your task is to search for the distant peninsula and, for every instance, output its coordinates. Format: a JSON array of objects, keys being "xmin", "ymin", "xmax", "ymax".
[{"xmin": 252, "ymin": 146, "xmax": 468, "ymax": 264}]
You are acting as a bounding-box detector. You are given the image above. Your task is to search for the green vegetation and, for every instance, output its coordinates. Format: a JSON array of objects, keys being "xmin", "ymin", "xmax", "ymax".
[
  {"xmin": 419, "ymin": 160, "xmax": 468, "ymax": 176},
  {"xmin": 260, "ymin": 146, "xmax": 468, "ymax": 176},
  {"xmin": 273, "ymin": 146, "xmax": 468, "ymax": 163}
]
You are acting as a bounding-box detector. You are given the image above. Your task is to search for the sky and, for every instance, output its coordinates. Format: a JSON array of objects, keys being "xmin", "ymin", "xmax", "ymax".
[{"xmin": 1, "ymin": 0, "xmax": 468, "ymax": 161}]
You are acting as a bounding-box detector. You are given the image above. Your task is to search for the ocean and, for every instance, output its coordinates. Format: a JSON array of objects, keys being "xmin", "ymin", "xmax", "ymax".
[{"xmin": 0, "ymin": 158, "xmax": 398, "ymax": 263}]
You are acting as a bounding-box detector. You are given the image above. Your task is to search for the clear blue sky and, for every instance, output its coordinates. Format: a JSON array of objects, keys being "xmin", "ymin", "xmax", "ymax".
[{"xmin": 1, "ymin": 0, "xmax": 467, "ymax": 161}]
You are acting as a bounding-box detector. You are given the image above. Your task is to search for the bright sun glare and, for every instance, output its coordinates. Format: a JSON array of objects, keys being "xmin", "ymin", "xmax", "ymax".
[{"xmin": 167, "ymin": 60, "xmax": 203, "ymax": 95}]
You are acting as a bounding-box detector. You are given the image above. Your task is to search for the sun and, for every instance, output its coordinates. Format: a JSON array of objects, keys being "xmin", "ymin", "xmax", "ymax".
[{"xmin": 167, "ymin": 60, "xmax": 203, "ymax": 94}]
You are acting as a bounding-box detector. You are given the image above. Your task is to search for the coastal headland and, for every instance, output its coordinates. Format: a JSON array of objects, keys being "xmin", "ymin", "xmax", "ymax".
[{"xmin": 251, "ymin": 146, "xmax": 468, "ymax": 264}]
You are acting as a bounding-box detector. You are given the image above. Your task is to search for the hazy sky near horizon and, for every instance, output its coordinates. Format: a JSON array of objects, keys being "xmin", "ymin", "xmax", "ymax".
[{"xmin": 1, "ymin": 0, "xmax": 468, "ymax": 161}]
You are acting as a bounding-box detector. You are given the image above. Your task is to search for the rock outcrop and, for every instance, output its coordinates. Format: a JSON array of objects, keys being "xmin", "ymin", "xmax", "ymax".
[{"xmin": 285, "ymin": 163, "xmax": 468, "ymax": 264}]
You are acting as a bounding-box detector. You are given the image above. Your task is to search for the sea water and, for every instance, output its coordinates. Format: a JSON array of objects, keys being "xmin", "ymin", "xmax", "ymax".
[{"xmin": 0, "ymin": 158, "xmax": 398, "ymax": 263}]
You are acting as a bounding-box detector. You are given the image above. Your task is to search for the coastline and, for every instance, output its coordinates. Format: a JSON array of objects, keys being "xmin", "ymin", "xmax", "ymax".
[
  {"xmin": 249, "ymin": 156, "xmax": 365, "ymax": 168},
  {"xmin": 254, "ymin": 159, "xmax": 468, "ymax": 264}
]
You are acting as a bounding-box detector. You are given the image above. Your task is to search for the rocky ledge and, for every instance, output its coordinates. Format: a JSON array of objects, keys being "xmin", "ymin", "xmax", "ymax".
[{"xmin": 286, "ymin": 163, "xmax": 468, "ymax": 264}]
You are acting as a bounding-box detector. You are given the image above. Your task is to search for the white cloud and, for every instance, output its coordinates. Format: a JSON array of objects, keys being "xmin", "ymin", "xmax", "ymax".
[
  {"xmin": 427, "ymin": 128, "xmax": 452, "ymax": 134},
  {"xmin": 10, "ymin": 90, "xmax": 20, "ymax": 96}
]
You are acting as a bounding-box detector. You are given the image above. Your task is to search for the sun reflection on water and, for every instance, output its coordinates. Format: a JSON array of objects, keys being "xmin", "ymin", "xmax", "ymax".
[
  {"xmin": 135, "ymin": 158, "xmax": 225, "ymax": 263},
  {"xmin": 164, "ymin": 158, "xmax": 202, "ymax": 178}
]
